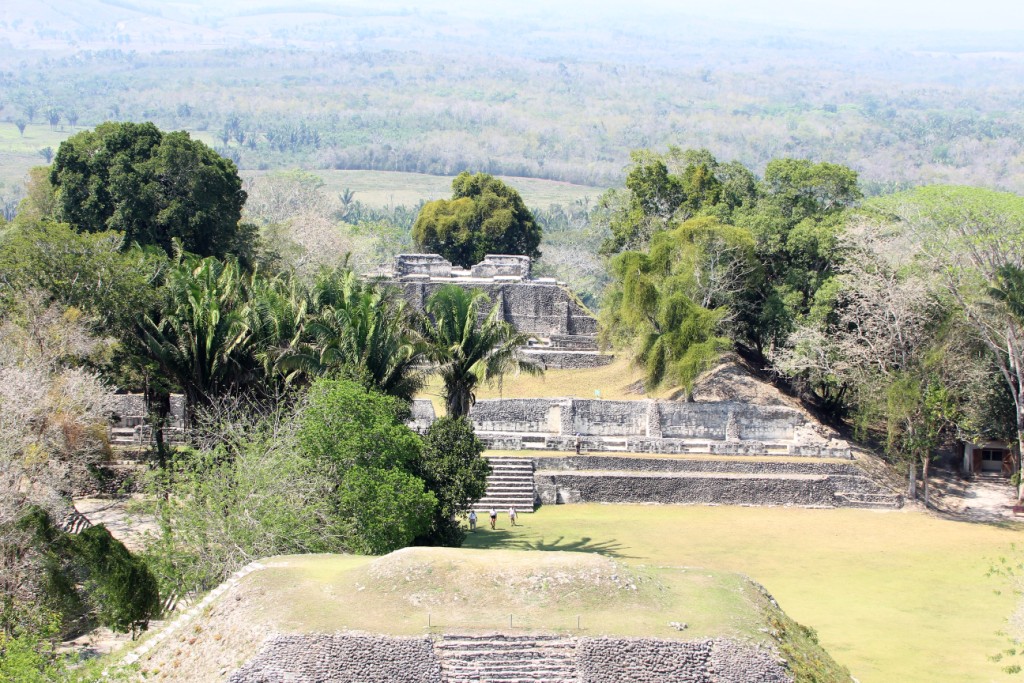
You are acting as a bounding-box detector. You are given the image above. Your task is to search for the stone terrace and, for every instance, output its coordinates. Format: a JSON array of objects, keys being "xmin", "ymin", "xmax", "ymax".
[
  {"xmin": 229, "ymin": 632, "xmax": 791, "ymax": 682},
  {"xmin": 468, "ymin": 397, "xmax": 852, "ymax": 458}
]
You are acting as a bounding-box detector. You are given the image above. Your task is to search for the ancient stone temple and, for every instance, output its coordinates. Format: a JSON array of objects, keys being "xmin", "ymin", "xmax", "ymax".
[{"xmin": 382, "ymin": 254, "xmax": 612, "ymax": 369}]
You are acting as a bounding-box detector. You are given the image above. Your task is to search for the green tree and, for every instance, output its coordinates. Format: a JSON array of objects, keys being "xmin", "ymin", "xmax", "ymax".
[
  {"xmin": 296, "ymin": 378, "xmax": 436, "ymax": 554},
  {"xmin": 598, "ymin": 148, "xmax": 754, "ymax": 256},
  {"xmin": 415, "ymin": 417, "xmax": 490, "ymax": 546},
  {"xmin": 413, "ymin": 172, "xmax": 541, "ymax": 268},
  {"xmin": 601, "ymin": 217, "xmax": 756, "ymax": 394},
  {"xmin": 146, "ymin": 414, "xmax": 341, "ymax": 597},
  {"xmin": 335, "ymin": 465, "xmax": 435, "ymax": 555},
  {"xmin": 136, "ymin": 253, "xmax": 259, "ymax": 425},
  {"xmin": 422, "ymin": 285, "xmax": 541, "ymax": 418},
  {"xmin": 50, "ymin": 122, "xmax": 250, "ymax": 260},
  {"xmin": 17, "ymin": 508, "xmax": 160, "ymax": 638},
  {"xmin": 733, "ymin": 159, "xmax": 861, "ymax": 358},
  {"xmin": 281, "ymin": 268, "xmax": 424, "ymax": 400},
  {"xmin": 880, "ymin": 186, "xmax": 1024, "ymax": 498},
  {"xmin": 0, "ymin": 222, "xmax": 162, "ymax": 330}
]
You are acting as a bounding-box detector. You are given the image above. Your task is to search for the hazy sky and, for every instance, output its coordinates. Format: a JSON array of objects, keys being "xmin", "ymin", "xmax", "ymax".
[
  {"xmin": 460, "ymin": 0, "xmax": 1024, "ymax": 33},
  {"xmin": 589, "ymin": 0, "xmax": 1024, "ymax": 32}
]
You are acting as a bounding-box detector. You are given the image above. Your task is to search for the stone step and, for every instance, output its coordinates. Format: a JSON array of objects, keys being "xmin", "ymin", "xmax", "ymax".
[
  {"xmin": 435, "ymin": 635, "xmax": 576, "ymax": 683},
  {"xmin": 835, "ymin": 491, "xmax": 902, "ymax": 509}
]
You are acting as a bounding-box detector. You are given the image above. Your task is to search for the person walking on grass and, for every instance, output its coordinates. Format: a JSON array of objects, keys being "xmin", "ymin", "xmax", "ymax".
[
  {"xmin": 509, "ymin": 506, "xmax": 518, "ymax": 526},
  {"xmin": 489, "ymin": 507, "xmax": 497, "ymax": 530},
  {"xmin": 468, "ymin": 510, "xmax": 477, "ymax": 532}
]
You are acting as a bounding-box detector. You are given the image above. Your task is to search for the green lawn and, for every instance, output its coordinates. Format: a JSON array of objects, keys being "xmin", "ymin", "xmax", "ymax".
[
  {"xmin": 307, "ymin": 169, "xmax": 603, "ymax": 209},
  {"xmin": 462, "ymin": 504, "xmax": 1024, "ymax": 683},
  {"xmin": 250, "ymin": 548, "xmax": 764, "ymax": 640},
  {"xmin": 417, "ymin": 356, "xmax": 662, "ymax": 417},
  {"xmin": 0, "ymin": 122, "xmax": 75, "ymax": 186}
]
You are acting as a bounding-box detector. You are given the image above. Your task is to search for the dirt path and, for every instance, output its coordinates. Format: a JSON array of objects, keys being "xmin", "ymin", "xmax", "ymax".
[
  {"xmin": 926, "ymin": 471, "xmax": 1020, "ymax": 523},
  {"xmin": 73, "ymin": 495, "xmax": 156, "ymax": 553}
]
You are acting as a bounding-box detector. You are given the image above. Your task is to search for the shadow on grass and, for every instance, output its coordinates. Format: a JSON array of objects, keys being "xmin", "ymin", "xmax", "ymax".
[
  {"xmin": 465, "ymin": 529, "xmax": 633, "ymax": 559},
  {"xmin": 930, "ymin": 510, "xmax": 1024, "ymax": 530}
]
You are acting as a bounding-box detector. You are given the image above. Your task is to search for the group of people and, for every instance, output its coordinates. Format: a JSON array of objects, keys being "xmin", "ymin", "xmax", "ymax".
[{"xmin": 467, "ymin": 506, "xmax": 517, "ymax": 531}]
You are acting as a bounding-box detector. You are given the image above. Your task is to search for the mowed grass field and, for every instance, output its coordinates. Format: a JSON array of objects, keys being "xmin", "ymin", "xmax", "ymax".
[
  {"xmin": 276, "ymin": 169, "xmax": 604, "ymax": 209},
  {"xmin": 418, "ymin": 357, "xmax": 668, "ymax": 416},
  {"xmin": 462, "ymin": 504, "xmax": 1024, "ymax": 683},
  {"xmin": 0, "ymin": 122, "xmax": 605, "ymax": 211},
  {"xmin": 0, "ymin": 122, "xmax": 74, "ymax": 187}
]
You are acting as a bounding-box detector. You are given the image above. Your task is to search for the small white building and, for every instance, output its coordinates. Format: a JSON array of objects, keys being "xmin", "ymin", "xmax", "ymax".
[{"xmin": 962, "ymin": 440, "xmax": 1018, "ymax": 477}]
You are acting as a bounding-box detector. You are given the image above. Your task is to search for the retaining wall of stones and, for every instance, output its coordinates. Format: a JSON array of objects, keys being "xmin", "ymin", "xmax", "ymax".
[
  {"xmin": 577, "ymin": 638, "xmax": 790, "ymax": 683},
  {"xmin": 532, "ymin": 455, "xmax": 861, "ymax": 476},
  {"xmin": 471, "ymin": 398, "xmax": 828, "ymax": 442},
  {"xmin": 479, "ymin": 433, "xmax": 851, "ymax": 458},
  {"xmin": 536, "ymin": 471, "xmax": 842, "ymax": 507},
  {"xmin": 229, "ymin": 634, "xmax": 443, "ymax": 683},
  {"xmin": 521, "ymin": 350, "xmax": 615, "ymax": 369},
  {"xmin": 228, "ymin": 633, "xmax": 790, "ymax": 683}
]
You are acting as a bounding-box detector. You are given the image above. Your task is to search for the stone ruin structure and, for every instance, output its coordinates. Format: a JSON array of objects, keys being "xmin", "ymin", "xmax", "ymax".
[
  {"xmin": 109, "ymin": 393, "xmax": 185, "ymax": 446},
  {"xmin": 466, "ymin": 397, "xmax": 850, "ymax": 457},
  {"xmin": 229, "ymin": 632, "xmax": 791, "ymax": 683},
  {"xmin": 383, "ymin": 254, "xmax": 612, "ymax": 370},
  {"xmin": 410, "ymin": 397, "xmax": 901, "ymax": 511}
]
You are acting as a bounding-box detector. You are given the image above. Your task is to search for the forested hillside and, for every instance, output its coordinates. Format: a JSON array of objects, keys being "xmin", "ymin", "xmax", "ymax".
[{"xmin": 1, "ymin": 0, "xmax": 1023, "ymax": 195}]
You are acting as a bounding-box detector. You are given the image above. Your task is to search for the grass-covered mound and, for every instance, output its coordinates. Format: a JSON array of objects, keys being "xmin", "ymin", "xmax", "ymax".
[{"xmin": 128, "ymin": 547, "xmax": 848, "ymax": 682}]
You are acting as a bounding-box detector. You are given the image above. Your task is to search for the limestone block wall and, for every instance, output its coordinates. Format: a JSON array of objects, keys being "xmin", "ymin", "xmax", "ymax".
[
  {"xmin": 410, "ymin": 399, "xmax": 437, "ymax": 432},
  {"xmin": 471, "ymin": 398, "xmax": 560, "ymax": 434},
  {"xmin": 229, "ymin": 634, "xmax": 443, "ymax": 683},
  {"xmin": 520, "ymin": 350, "xmax": 615, "ymax": 370},
  {"xmin": 532, "ymin": 455, "xmax": 863, "ymax": 477},
  {"xmin": 229, "ymin": 634, "xmax": 791, "ymax": 683},
  {"xmin": 396, "ymin": 254, "xmax": 452, "ymax": 279},
  {"xmin": 658, "ymin": 402, "xmax": 801, "ymax": 441},
  {"xmin": 470, "ymin": 254, "xmax": 531, "ymax": 279},
  {"xmin": 396, "ymin": 281, "xmax": 596, "ymax": 337},
  {"xmin": 536, "ymin": 471, "xmax": 840, "ymax": 507},
  {"xmin": 571, "ymin": 399, "xmax": 650, "ymax": 436},
  {"xmin": 470, "ymin": 398, "xmax": 816, "ymax": 444},
  {"xmin": 577, "ymin": 638, "xmax": 790, "ymax": 683},
  {"xmin": 110, "ymin": 393, "xmax": 185, "ymax": 428}
]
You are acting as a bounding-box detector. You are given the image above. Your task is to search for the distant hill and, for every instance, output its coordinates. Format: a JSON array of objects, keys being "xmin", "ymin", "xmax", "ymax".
[{"xmin": 2, "ymin": 2, "xmax": 1023, "ymax": 193}]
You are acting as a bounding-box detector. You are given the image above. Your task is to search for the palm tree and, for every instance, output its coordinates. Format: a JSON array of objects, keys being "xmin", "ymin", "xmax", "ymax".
[
  {"xmin": 422, "ymin": 285, "xmax": 542, "ymax": 418},
  {"xmin": 279, "ymin": 268, "xmax": 424, "ymax": 401},
  {"xmin": 137, "ymin": 253, "xmax": 257, "ymax": 423}
]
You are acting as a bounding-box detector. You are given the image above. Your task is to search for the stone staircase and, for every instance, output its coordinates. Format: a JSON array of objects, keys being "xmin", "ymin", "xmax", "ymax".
[
  {"xmin": 471, "ymin": 458, "xmax": 537, "ymax": 513},
  {"xmin": 434, "ymin": 634, "xmax": 577, "ymax": 683}
]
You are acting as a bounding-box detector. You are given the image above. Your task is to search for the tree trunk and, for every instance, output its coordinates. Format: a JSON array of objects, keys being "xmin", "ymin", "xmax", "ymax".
[
  {"xmin": 922, "ymin": 456, "xmax": 930, "ymax": 508},
  {"xmin": 147, "ymin": 387, "xmax": 172, "ymax": 471},
  {"xmin": 907, "ymin": 461, "xmax": 917, "ymax": 500},
  {"xmin": 1017, "ymin": 407, "xmax": 1024, "ymax": 502}
]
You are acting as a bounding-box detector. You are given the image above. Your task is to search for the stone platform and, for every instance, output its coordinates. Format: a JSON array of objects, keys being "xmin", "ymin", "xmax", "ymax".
[
  {"xmin": 476, "ymin": 453, "xmax": 901, "ymax": 510},
  {"xmin": 230, "ymin": 632, "xmax": 790, "ymax": 683},
  {"xmin": 469, "ymin": 397, "xmax": 852, "ymax": 459}
]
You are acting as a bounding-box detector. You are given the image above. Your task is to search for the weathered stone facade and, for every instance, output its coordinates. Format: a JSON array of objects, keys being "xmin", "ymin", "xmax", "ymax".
[
  {"xmin": 469, "ymin": 398, "xmax": 851, "ymax": 458},
  {"xmin": 228, "ymin": 633, "xmax": 792, "ymax": 683},
  {"xmin": 229, "ymin": 634, "xmax": 443, "ymax": 683},
  {"xmin": 385, "ymin": 254, "xmax": 613, "ymax": 369},
  {"xmin": 578, "ymin": 638, "xmax": 790, "ymax": 683}
]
